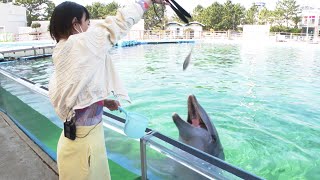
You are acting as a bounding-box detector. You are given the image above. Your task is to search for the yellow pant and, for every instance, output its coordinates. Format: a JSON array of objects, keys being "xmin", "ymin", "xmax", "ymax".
[{"xmin": 57, "ymin": 122, "xmax": 111, "ymax": 180}]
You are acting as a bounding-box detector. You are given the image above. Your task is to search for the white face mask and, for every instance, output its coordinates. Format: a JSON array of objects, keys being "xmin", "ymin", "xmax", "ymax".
[{"xmin": 74, "ymin": 24, "xmax": 84, "ymax": 34}]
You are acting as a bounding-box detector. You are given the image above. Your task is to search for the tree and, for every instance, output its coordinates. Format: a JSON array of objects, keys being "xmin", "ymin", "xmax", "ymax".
[
  {"xmin": 85, "ymin": 1, "xmax": 120, "ymax": 19},
  {"xmin": 30, "ymin": 22, "xmax": 41, "ymax": 39},
  {"xmin": 220, "ymin": 0, "xmax": 234, "ymax": 30},
  {"xmin": 31, "ymin": 22, "xmax": 41, "ymax": 32},
  {"xmin": 15, "ymin": 0, "xmax": 55, "ymax": 26},
  {"xmin": 292, "ymin": 15, "xmax": 302, "ymax": 28},
  {"xmin": 191, "ymin": 1, "xmax": 244, "ymax": 31},
  {"xmin": 244, "ymin": 4, "xmax": 259, "ymax": 25},
  {"xmin": 43, "ymin": 0, "xmax": 55, "ymax": 20},
  {"xmin": 272, "ymin": 8, "xmax": 284, "ymax": 26},
  {"xmin": 143, "ymin": 4, "xmax": 167, "ymax": 30},
  {"xmin": 230, "ymin": 3, "xmax": 245, "ymax": 30},
  {"xmin": 192, "ymin": 5, "xmax": 204, "ymax": 18},
  {"xmin": 258, "ymin": 7, "xmax": 271, "ymax": 25},
  {"xmin": 195, "ymin": 2, "xmax": 224, "ymax": 30},
  {"xmin": 275, "ymin": 0, "xmax": 300, "ymax": 27}
]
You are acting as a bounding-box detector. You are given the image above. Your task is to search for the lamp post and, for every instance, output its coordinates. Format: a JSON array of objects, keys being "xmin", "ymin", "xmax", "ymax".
[
  {"xmin": 306, "ymin": 16, "xmax": 309, "ymax": 40},
  {"xmin": 314, "ymin": 14, "xmax": 319, "ymax": 42}
]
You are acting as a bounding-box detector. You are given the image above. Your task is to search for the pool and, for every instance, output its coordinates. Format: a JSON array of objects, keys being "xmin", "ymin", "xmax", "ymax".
[{"xmin": 1, "ymin": 42, "xmax": 320, "ymax": 180}]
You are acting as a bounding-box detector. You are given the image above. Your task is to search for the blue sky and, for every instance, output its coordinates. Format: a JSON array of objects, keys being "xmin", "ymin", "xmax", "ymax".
[{"xmin": 52, "ymin": 0, "xmax": 320, "ymax": 12}]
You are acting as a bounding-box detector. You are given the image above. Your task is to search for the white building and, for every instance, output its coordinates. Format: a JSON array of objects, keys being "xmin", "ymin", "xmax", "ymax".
[
  {"xmin": 0, "ymin": 2, "xmax": 26, "ymax": 34},
  {"xmin": 166, "ymin": 21, "xmax": 205, "ymax": 39},
  {"xmin": 300, "ymin": 9, "xmax": 320, "ymax": 37},
  {"xmin": 243, "ymin": 25, "xmax": 270, "ymax": 40}
]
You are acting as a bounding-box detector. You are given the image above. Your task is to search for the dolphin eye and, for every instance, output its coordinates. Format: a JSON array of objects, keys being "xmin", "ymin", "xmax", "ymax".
[{"xmin": 211, "ymin": 135, "xmax": 216, "ymax": 142}]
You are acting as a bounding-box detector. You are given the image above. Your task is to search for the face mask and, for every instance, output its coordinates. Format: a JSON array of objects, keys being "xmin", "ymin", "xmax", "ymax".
[{"xmin": 74, "ymin": 24, "xmax": 84, "ymax": 34}]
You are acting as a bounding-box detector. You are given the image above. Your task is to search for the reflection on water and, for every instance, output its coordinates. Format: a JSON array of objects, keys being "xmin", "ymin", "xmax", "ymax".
[{"xmin": 1, "ymin": 42, "xmax": 320, "ymax": 180}]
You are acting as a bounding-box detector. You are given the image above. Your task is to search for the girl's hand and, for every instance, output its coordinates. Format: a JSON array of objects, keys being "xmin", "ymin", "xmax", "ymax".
[
  {"xmin": 152, "ymin": 0, "xmax": 169, "ymax": 5},
  {"xmin": 145, "ymin": 0, "xmax": 169, "ymax": 5},
  {"xmin": 104, "ymin": 99, "xmax": 120, "ymax": 111}
]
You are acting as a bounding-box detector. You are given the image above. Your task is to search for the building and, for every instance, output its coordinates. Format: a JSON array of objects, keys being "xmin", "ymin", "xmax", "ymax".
[
  {"xmin": 300, "ymin": 9, "xmax": 320, "ymax": 37},
  {"xmin": 243, "ymin": 25, "xmax": 270, "ymax": 40},
  {"xmin": 166, "ymin": 21, "xmax": 205, "ymax": 39},
  {"xmin": 254, "ymin": 2, "xmax": 266, "ymax": 11},
  {"xmin": 0, "ymin": 2, "xmax": 26, "ymax": 34}
]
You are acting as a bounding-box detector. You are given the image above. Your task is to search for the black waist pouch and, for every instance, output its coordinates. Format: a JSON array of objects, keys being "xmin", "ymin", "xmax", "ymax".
[{"xmin": 64, "ymin": 116, "xmax": 76, "ymax": 140}]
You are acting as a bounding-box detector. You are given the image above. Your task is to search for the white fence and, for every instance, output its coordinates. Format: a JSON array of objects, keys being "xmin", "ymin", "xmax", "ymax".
[{"xmin": 2, "ymin": 30, "xmax": 320, "ymax": 43}]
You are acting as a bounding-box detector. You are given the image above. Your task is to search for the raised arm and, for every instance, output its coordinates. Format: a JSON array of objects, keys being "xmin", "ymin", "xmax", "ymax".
[{"xmin": 81, "ymin": 0, "xmax": 166, "ymax": 53}]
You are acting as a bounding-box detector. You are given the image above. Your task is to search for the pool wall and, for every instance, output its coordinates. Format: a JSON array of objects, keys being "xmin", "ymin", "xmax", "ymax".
[
  {"xmin": 0, "ymin": 72, "xmax": 140, "ymax": 179},
  {"xmin": 0, "ymin": 39, "xmax": 195, "ymax": 61}
]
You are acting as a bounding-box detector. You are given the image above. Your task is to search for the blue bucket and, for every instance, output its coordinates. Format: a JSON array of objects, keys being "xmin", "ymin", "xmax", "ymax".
[{"xmin": 118, "ymin": 107, "xmax": 149, "ymax": 139}]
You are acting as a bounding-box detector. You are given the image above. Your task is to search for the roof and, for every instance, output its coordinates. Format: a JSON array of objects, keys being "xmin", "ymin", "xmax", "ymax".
[
  {"xmin": 166, "ymin": 21, "xmax": 205, "ymax": 27},
  {"xmin": 186, "ymin": 21, "xmax": 205, "ymax": 27},
  {"xmin": 166, "ymin": 22, "xmax": 184, "ymax": 26}
]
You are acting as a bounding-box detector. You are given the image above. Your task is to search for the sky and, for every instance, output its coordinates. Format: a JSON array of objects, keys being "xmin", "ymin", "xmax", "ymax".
[{"xmin": 52, "ymin": 0, "xmax": 320, "ymax": 13}]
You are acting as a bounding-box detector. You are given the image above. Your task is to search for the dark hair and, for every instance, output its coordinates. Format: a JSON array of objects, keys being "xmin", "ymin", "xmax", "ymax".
[{"xmin": 49, "ymin": 1, "xmax": 90, "ymax": 42}]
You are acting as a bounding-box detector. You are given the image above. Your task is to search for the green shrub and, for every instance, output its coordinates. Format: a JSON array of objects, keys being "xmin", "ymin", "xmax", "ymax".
[
  {"xmin": 270, "ymin": 25, "xmax": 301, "ymax": 33},
  {"xmin": 290, "ymin": 28, "xmax": 302, "ymax": 33},
  {"xmin": 31, "ymin": 22, "xmax": 41, "ymax": 29}
]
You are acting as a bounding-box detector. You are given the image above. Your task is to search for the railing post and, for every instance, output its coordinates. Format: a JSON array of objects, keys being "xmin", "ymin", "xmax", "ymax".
[{"xmin": 140, "ymin": 132, "xmax": 155, "ymax": 180}]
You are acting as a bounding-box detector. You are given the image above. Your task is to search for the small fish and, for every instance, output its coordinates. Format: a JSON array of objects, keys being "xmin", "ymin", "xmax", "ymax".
[{"xmin": 183, "ymin": 47, "xmax": 193, "ymax": 71}]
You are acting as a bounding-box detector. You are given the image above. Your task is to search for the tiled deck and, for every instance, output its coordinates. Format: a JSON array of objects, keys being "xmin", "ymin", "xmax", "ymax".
[{"xmin": 0, "ymin": 112, "xmax": 58, "ymax": 179}]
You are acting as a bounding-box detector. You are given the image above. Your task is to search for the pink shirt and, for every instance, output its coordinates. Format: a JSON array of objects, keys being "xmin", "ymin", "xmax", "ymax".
[{"xmin": 74, "ymin": 101, "xmax": 104, "ymax": 126}]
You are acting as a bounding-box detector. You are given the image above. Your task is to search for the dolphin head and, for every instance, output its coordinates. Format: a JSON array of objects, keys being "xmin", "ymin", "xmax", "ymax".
[{"xmin": 172, "ymin": 95, "xmax": 225, "ymax": 160}]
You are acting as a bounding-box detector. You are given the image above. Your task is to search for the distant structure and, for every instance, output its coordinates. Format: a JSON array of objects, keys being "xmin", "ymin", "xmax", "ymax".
[
  {"xmin": 254, "ymin": 1, "xmax": 266, "ymax": 11},
  {"xmin": 166, "ymin": 22, "xmax": 205, "ymax": 39},
  {"xmin": 0, "ymin": 2, "xmax": 26, "ymax": 34},
  {"xmin": 300, "ymin": 8, "xmax": 320, "ymax": 38},
  {"xmin": 30, "ymin": 19, "xmax": 145, "ymax": 40},
  {"xmin": 1, "ymin": 0, "xmax": 15, "ymax": 3},
  {"xmin": 242, "ymin": 25, "xmax": 270, "ymax": 41}
]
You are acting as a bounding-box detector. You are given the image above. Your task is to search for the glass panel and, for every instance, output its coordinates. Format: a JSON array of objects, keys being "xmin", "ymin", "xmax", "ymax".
[
  {"xmin": 103, "ymin": 115, "xmax": 142, "ymax": 175},
  {"xmin": 0, "ymin": 72, "xmax": 62, "ymax": 128},
  {"xmin": 144, "ymin": 135, "xmax": 243, "ymax": 180}
]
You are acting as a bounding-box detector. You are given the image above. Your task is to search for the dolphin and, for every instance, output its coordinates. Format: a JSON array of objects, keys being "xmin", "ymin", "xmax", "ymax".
[{"xmin": 172, "ymin": 94, "xmax": 225, "ymax": 160}]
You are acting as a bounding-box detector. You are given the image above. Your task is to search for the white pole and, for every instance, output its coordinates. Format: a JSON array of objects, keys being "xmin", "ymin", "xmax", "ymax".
[{"xmin": 306, "ymin": 16, "xmax": 309, "ymax": 40}]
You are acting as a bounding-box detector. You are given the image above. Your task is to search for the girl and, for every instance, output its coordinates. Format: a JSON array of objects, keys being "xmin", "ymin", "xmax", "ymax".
[{"xmin": 49, "ymin": 0, "xmax": 166, "ymax": 179}]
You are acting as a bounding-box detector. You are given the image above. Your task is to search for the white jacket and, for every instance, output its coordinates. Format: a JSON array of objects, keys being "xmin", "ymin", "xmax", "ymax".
[{"xmin": 49, "ymin": 3, "xmax": 144, "ymax": 121}]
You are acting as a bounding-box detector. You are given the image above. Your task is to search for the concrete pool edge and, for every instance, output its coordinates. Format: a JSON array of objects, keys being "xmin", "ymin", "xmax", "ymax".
[{"xmin": 0, "ymin": 111, "xmax": 58, "ymax": 179}]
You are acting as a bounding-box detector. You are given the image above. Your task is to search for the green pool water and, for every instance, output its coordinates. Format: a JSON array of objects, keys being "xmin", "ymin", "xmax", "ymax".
[{"xmin": 1, "ymin": 42, "xmax": 320, "ymax": 179}]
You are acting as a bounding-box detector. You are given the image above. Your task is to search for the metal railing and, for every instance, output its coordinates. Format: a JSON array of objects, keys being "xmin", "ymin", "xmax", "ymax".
[
  {"xmin": 271, "ymin": 32, "xmax": 320, "ymax": 42},
  {"xmin": 4, "ymin": 30, "xmax": 320, "ymax": 43},
  {"xmin": 0, "ymin": 45, "xmax": 54, "ymax": 60},
  {"xmin": 5, "ymin": 30, "xmax": 240, "ymax": 42}
]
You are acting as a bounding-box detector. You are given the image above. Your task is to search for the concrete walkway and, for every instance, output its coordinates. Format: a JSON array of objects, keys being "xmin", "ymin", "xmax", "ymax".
[{"xmin": 0, "ymin": 112, "xmax": 58, "ymax": 180}]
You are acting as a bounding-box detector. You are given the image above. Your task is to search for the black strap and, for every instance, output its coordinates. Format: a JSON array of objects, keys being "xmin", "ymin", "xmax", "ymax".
[{"xmin": 165, "ymin": 0, "xmax": 191, "ymax": 23}]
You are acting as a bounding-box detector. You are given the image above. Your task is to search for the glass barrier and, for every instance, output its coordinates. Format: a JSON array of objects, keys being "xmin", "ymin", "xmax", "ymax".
[{"xmin": 0, "ymin": 68, "xmax": 264, "ymax": 180}]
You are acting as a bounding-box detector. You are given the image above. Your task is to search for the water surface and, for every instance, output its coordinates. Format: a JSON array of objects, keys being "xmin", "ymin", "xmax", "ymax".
[{"xmin": 1, "ymin": 42, "xmax": 320, "ymax": 179}]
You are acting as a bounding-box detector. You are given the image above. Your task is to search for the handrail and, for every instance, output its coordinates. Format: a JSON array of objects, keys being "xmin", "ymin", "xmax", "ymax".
[
  {"xmin": 0, "ymin": 45, "xmax": 55, "ymax": 54},
  {"xmin": 0, "ymin": 67, "xmax": 264, "ymax": 180}
]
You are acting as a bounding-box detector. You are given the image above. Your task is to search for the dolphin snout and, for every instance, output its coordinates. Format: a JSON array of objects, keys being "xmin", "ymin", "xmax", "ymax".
[
  {"xmin": 172, "ymin": 113, "xmax": 179, "ymax": 121},
  {"xmin": 172, "ymin": 113, "xmax": 181, "ymax": 126}
]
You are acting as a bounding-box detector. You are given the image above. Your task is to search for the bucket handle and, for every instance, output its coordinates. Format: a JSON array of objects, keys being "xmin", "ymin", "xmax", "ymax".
[
  {"xmin": 111, "ymin": 91, "xmax": 127, "ymax": 115},
  {"xmin": 118, "ymin": 106, "xmax": 127, "ymax": 115}
]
